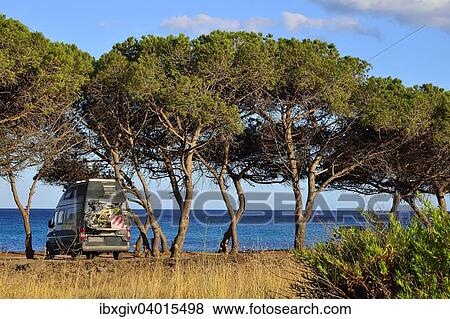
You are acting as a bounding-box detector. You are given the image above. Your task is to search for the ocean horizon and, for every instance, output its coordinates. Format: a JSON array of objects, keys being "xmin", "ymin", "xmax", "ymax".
[{"xmin": 0, "ymin": 208, "xmax": 413, "ymax": 253}]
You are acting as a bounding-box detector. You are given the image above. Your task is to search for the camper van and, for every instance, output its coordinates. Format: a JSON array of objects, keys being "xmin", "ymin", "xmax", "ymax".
[{"xmin": 45, "ymin": 179, "xmax": 130, "ymax": 260}]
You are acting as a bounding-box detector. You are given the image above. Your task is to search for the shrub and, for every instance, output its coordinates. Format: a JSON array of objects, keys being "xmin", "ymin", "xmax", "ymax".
[{"xmin": 294, "ymin": 203, "xmax": 450, "ymax": 298}]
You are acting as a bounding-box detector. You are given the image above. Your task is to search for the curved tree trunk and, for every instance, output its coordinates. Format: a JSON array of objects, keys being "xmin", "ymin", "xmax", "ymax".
[
  {"xmin": 23, "ymin": 215, "xmax": 34, "ymax": 259},
  {"xmin": 170, "ymin": 152, "xmax": 195, "ymax": 258},
  {"xmin": 134, "ymin": 235, "xmax": 144, "ymax": 257},
  {"xmin": 130, "ymin": 208, "xmax": 169, "ymax": 257},
  {"xmin": 168, "ymin": 125, "xmax": 203, "ymax": 258},
  {"xmin": 159, "ymin": 227, "xmax": 170, "ymax": 253},
  {"xmin": 295, "ymin": 219, "xmax": 307, "ymax": 250},
  {"xmin": 170, "ymin": 199, "xmax": 192, "ymax": 257},
  {"xmin": 283, "ymin": 120, "xmax": 304, "ymax": 250},
  {"xmin": 390, "ymin": 190, "xmax": 401, "ymax": 216},
  {"xmin": 230, "ymin": 216, "xmax": 239, "ymax": 254},
  {"xmin": 294, "ymin": 154, "xmax": 321, "ymax": 251},
  {"xmin": 134, "ymin": 216, "xmax": 150, "ymax": 257},
  {"xmin": 405, "ymin": 195, "xmax": 432, "ymax": 228},
  {"xmin": 130, "ymin": 146, "xmax": 169, "ymax": 256},
  {"xmin": 148, "ymin": 215, "xmax": 170, "ymax": 255},
  {"xmin": 127, "ymin": 209, "xmax": 152, "ymax": 252},
  {"xmin": 435, "ymin": 186, "xmax": 447, "ymax": 212},
  {"xmin": 9, "ymin": 174, "xmax": 36, "ymax": 259},
  {"xmin": 135, "ymin": 216, "xmax": 167, "ymax": 257},
  {"xmin": 219, "ymin": 228, "xmax": 231, "ymax": 253},
  {"xmin": 218, "ymin": 176, "xmax": 245, "ymax": 254},
  {"xmin": 111, "ymin": 145, "xmax": 168, "ymax": 257}
]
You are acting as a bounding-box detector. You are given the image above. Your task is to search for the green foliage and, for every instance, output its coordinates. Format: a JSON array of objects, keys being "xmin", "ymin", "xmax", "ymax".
[
  {"xmin": 40, "ymin": 156, "xmax": 111, "ymax": 187},
  {"xmin": 295, "ymin": 204, "xmax": 450, "ymax": 298},
  {"xmin": 0, "ymin": 14, "xmax": 93, "ymax": 125},
  {"xmin": 357, "ymin": 77, "xmax": 450, "ymax": 144},
  {"xmin": 272, "ymin": 38, "xmax": 368, "ymax": 116},
  {"xmin": 90, "ymin": 32, "xmax": 244, "ymax": 142},
  {"xmin": 0, "ymin": 14, "xmax": 93, "ymax": 182}
]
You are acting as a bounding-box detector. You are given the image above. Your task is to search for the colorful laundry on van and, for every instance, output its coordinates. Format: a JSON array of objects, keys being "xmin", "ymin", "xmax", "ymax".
[{"xmin": 85, "ymin": 202, "xmax": 127, "ymax": 229}]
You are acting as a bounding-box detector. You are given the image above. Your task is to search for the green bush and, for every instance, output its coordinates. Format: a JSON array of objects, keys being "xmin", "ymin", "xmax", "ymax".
[{"xmin": 295, "ymin": 203, "xmax": 450, "ymax": 298}]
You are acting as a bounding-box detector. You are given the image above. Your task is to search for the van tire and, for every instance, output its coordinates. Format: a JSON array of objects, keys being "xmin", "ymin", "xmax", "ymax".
[
  {"xmin": 86, "ymin": 252, "xmax": 95, "ymax": 259},
  {"xmin": 113, "ymin": 252, "xmax": 123, "ymax": 260},
  {"xmin": 45, "ymin": 244, "xmax": 55, "ymax": 260},
  {"xmin": 45, "ymin": 251, "xmax": 55, "ymax": 260},
  {"xmin": 71, "ymin": 251, "xmax": 81, "ymax": 259}
]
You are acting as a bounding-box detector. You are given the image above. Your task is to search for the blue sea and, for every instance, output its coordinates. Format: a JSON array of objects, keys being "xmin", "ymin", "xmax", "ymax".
[{"xmin": 0, "ymin": 208, "xmax": 412, "ymax": 252}]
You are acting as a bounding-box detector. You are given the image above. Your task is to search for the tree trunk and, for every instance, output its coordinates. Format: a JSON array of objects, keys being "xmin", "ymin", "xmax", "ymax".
[
  {"xmin": 293, "ymin": 188, "xmax": 304, "ymax": 250},
  {"xmin": 168, "ymin": 125, "xmax": 202, "ymax": 258},
  {"xmin": 135, "ymin": 215, "xmax": 166, "ymax": 257},
  {"xmin": 230, "ymin": 215, "xmax": 239, "ymax": 254},
  {"xmin": 283, "ymin": 117, "xmax": 304, "ymax": 251},
  {"xmin": 150, "ymin": 223, "xmax": 161, "ymax": 257},
  {"xmin": 134, "ymin": 235, "xmax": 144, "ymax": 257},
  {"xmin": 296, "ymin": 192, "xmax": 316, "ymax": 250},
  {"xmin": 128, "ymin": 210, "xmax": 152, "ymax": 252},
  {"xmin": 405, "ymin": 195, "xmax": 432, "ymax": 228},
  {"xmin": 220, "ymin": 221, "xmax": 242, "ymax": 254},
  {"xmin": 158, "ymin": 225, "xmax": 170, "ymax": 254},
  {"xmin": 218, "ymin": 177, "xmax": 246, "ymax": 254},
  {"xmin": 435, "ymin": 186, "xmax": 447, "ymax": 212},
  {"xmin": 170, "ymin": 153, "xmax": 195, "ymax": 258},
  {"xmin": 219, "ymin": 228, "xmax": 231, "ymax": 253},
  {"xmin": 297, "ymin": 156, "xmax": 322, "ymax": 251},
  {"xmin": 390, "ymin": 190, "xmax": 401, "ymax": 216},
  {"xmin": 170, "ymin": 198, "xmax": 192, "ymax": 257},
  {"xmin": 111, "ymin": 146, "xmax": 169, "ymax": 256},
  {"xmin": 149, "ymin": 216, "xmax": 170, "ymax": 255},
  {"xmin": 134, "ymin": 216, "xmax": 150, "ymax": 257},
  {"xmin": 130, "ymin": 145, "xmax": 169, "ymax": 256},
  {"xmin": 295, "ymin": 219, "xmax": 307, "ymax": 251},
  {"xmin": 9, "ymin": 174, "xmax": 35, "ymax": 259},
  {"xmin": 23, "ymin": 214, "xmax": 34, "ymax": 259}
]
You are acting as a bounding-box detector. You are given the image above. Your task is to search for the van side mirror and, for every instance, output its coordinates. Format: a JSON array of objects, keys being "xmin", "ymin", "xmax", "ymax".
[{"xmin": 48, "ymin": 219, "xmax": 55, "ymax": 228}]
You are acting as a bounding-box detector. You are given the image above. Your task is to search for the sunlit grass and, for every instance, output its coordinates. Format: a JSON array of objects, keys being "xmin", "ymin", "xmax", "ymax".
[{"xmin": 0, "ymin": 251, "xmax": 299, "ymax": 298}]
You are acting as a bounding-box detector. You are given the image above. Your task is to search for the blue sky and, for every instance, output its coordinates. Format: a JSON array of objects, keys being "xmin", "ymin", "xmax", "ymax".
[{"xmin": 1, "ymin": 0, "xmax": 450, "ymax": 208}]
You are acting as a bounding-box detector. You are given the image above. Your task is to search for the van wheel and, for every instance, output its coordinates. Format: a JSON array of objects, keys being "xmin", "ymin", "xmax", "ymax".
[
  {"xmin": 86, "ymin": 252, "xmax": 95, "ymax": 259},
  {"xmin": 45, "ymin": 251, "xmax": 55, "ymax": 260},
  {"xmin": 113, "ymin": 252, "xmax": 123, "ymax": 260},
  {"xmin": 45, "ymin": 245, "xmax": 55, "ymax": 260},
  {"xmin": 71, "ymin": 251, "xmax": 81, "ymax": 259}
]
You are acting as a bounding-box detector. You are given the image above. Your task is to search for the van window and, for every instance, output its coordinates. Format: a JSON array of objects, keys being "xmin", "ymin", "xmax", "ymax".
[
  {"xmin": 56, "ymin": 210, "xmax": 65, "ymax": 225},
  {"xmin": 64, "ymin": 189, "xmax": 74, "ymax": 200},
  {"xmin": 65, "ymin": 211, "xmax": 75, "ymax": 224},
  {"xmin": 103, "ymin": 185, "xmax": 116, "ymax": 195},
  {"xmin": 51, "ymin": 211, "xmax": 57, "ymax": 225}
]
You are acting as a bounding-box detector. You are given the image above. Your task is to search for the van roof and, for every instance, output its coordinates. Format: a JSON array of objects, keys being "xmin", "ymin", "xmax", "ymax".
[{"xmin": 74, "ymin": 179, "xmax": 116, "ymax": 184}]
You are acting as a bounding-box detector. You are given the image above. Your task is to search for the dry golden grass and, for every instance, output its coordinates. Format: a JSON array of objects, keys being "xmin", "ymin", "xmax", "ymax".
[{"xmin": 0, "ymin": 251, "xmax": 301, "ymax": 298}]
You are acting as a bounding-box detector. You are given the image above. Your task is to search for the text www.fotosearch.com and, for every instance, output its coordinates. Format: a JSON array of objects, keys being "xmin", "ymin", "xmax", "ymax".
[{"xmin": 98, "ymin": 301, "xmax": 352, "ymax": 317}]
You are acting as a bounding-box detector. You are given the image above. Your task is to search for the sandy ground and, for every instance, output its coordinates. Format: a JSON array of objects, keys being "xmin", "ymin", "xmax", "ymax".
[
  {"xmin": 0, "ymin": 250, "xmax": 298, "ymax": 277},
  {"xmin": 0, "ymin": 249, "xmax": 293, "ymax": 262}
]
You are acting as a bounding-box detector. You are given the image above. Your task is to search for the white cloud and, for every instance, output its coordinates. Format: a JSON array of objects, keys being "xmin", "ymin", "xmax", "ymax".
[
  {"xmin": 161, "ymin": 14, "xmax": 240, "ymax": 33},
  {"xmin": 161, "ymin": 14, "xmax": 272, "ymax": 34},
  {"xmin": 314, "ymin": 0, "xmax": 450, "ymax": 32},
  {"xmin": 282, "ymin": 11, "xmax": 380, "ymax": 37},
  {"xmin": 243, "ymin": 17, "xmax": 274, "ymax": 31}
]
